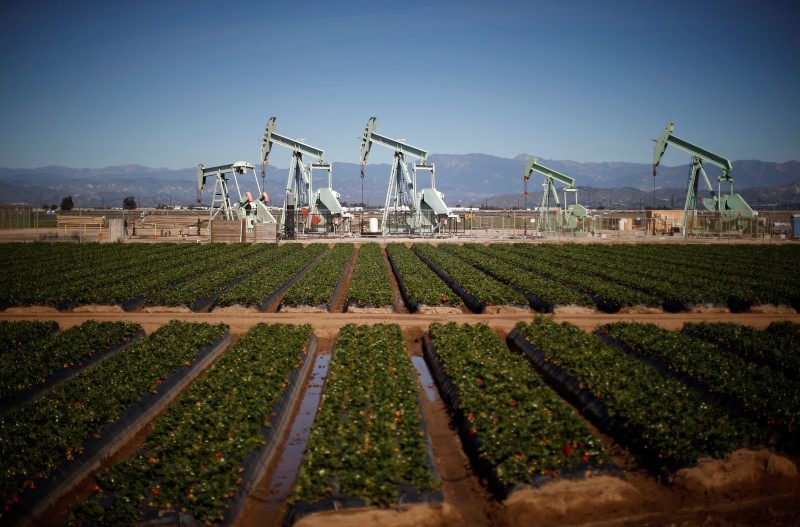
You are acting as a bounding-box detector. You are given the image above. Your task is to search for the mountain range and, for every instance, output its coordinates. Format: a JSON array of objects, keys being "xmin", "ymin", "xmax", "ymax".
[{"xmin": 1, "ymin": 155, "xmax": 798, "ymax": 210}]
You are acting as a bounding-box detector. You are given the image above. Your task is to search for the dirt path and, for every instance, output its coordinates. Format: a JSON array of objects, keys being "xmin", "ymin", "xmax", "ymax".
[
  {"xmin": 3, "ymin": 309, "xmax": 798, "ymax": 335},
  {"xmin": 385, "ymin": 246, "xmax": 410, "ymax": 314},
  {"xmin": 329, "ymin": 246, "xmax": 359, "ymax": 313}
]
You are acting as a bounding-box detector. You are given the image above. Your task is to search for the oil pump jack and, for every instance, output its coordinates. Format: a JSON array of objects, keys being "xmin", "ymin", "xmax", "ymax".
[
  {"xmin": 653, "ymin": 122, "xmax": 755, "ymax": 236},
  {"xmin": 359, "ymin": 117, "xmax": 450, "ymax": 235},
  {"xmin": 196, "ymin": 161, "xmax": 276, "ymax": 231},
  {"xmin": 261, "ymin": 117, "xmax": 349, "ymax": 238},
  {"xmin": 524, "ymin": 156, "xmax": 588, "ymax": 233}
]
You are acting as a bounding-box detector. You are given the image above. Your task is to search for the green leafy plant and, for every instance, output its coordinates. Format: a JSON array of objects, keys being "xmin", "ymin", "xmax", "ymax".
[
  {"xmin": 292, "ymin": 324, "xmax": 439, "ymax": 507},
  {"xmin": 683, "ymin": 321, "xmax": 800, "ymax": 380},
  {"xmin": 0, "ymin": 320, "xmax": 59, "ymax": 354},
  {"xmin": 0, "ymin": 320, "xmax": 142, "ymax": 400},
  {"xmin": 386, "ymin": 244, "xmax": 461, "ymax": 307},
  {"xmin": 601, "ymin": 322, "xmax": 800, "ymax": 437},
  {"xmin": 68, "ymin": 323, "xmax": 312, "ymax": 525},
  {"xmin": 413, "ymin": 244, "xmax": 526, "ymax": 306},
  {"xmin": 427, "ymin": 322, "xmax": 609, "ymax": 488},
  {"xmin": 514, "ymin": 317, "xmax": 750, "ymax": 468},
  {"xmin": 442, "ymin": 244, "xmax": 592, "ymax": 309},
  {"xmin": 216, "ymin": 244, "xmax": 323, "ymax": 307},
  {"xmin": 280, "ymin": 244, "xmax": 354, "ymax": 308},
  {"xmin": 346, "ymin": 243, "xmax": 394, "ymax": 308},
  {"xmin": 0, "ymin": 321, "xmax": 228, "ymax": 514},
  {"xmin": 145, "ymin": 245, "xmax": 275, "ymax": 307}
]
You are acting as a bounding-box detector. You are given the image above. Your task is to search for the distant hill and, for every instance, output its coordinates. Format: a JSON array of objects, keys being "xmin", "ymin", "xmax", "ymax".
[{"xmin": 1, "ymin": 156, "xmax": 798, "ymax": 209}]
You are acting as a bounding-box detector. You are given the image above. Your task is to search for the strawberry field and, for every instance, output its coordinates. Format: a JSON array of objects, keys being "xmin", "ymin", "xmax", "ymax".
[
  {"xmin": 1, "ymin": 242, "xmax": 799, "ymax": 313},
  {"xmin": 1, "ymin": 240, "xmax": 799, "ymax": 526}
]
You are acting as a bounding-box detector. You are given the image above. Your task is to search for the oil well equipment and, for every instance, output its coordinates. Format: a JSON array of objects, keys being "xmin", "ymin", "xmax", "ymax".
[
  {"xmin": 196, "ymin": 161, "xmax": 276, "ymax": 232},
  {"xmin": 653, "ymin": 121, "xmax": 756, "ymax": 236},
  {"xmin": 359, "ymin": 117, "xmax": 451, "ymax": 235},
  {"xmin": 523, "ymin": 156, "xmax": 589, "ymax": 233},
  {"xmin": 261, "ymin": 117, "xmax": 350, "ymax": 238}
]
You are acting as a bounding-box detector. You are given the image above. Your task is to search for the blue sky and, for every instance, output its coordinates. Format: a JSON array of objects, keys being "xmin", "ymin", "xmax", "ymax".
[{"xmin": 0, "ymin": 0, "xmax": 798, "ymax": 170}]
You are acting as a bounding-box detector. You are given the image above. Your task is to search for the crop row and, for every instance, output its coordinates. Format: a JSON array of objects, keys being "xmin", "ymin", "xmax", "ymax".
[
  {"xmin": 70, "ymin": 323, "xmax": 313, "ymax": 525},
  {"xmin": 600, "ymin": 322, "xmax": 800, "ymax": 441},
  {"xmin": 413, "ymin": 244, "xmax": 527, "ymax": 309},
  {"xmin": 426, "ymin": 322, "xmax": 610, "ymax": 495},
  {"xmin": 0, "ymin": 320, "xmax": 58, "ymax": 354},
  {"xmin": 214, "ymin": 243, "xmax": 319, "ymax": 308},
  {"xmin": 548, "ymin": 244, "xmax": 718, "ymax": 308},
  {"xmin": 4, "ymin": 244, "xmax": 227, "ymax": 308},
  {"xmin": 440, "ymin": 244, "xmax": 593, "ymax": 310},
  {"xmin": 1, "ymin": 243, "xmax": 798, "ymax": 312},
  {"xmin": 385, "ymin": 244, "xmax": 460, "ymax": 308},
  {"xmin": 613, "ymin": 244, "xmax": 797, "ymax": 300},
  {"xmin": 145, "ymin": 244, "xmax": 279, "ymax": 308},
  {"xmin": 0, "ymin": 320, "xmax": 142, "ymax": 403},
  {"xmin": 0, "ymin": 244, "xmax": 172, "ymax": 302},
  {"xmin": 682, "ymin": 321, "xmax": 800, "ymax": 380},
  {"xmin": 0, "ymin": 321, "xmax": 228, "ymax": 519},
  {"xmin": 345, "ymin": 243, "xmax": 394, "ymax": 308},
  {"xmin": 510, "ymin": 318, "xmax": 753, "ymax": 474},
  {"xmin": 90, "ymin": 244, "xmax": 251, "ymax": 307},
  {"xmin": 280, "ymin": 244, "xmax": 354, "ymax": 308},
  {"xmin": 491, "ymin": 244, "xmax": 659, "ymax": 310},
  {"xmin": 291, "ymin": 324, "xmax": 439, "ymax": 511},
  {"xmin": 553, "ymin": 244, "xmax": 799, "ymax": 308},
  {"xmin": 768, "ymin": 320, "xmax": 800, "ymax": 339},
  {"xmin": 2, "ymin": 318, "xmax": 798, "ymax": 523}
]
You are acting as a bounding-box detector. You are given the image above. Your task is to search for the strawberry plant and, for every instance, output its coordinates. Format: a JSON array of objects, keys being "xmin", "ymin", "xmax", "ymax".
[
  {"xmin": 0, "ymin": 320, "xmax": 59, "ymax": 354},
  {"xmin": 216, "ymin": 244, "xmax": 324, "ymax": 308},
  {"xmin": 82, "ymin": 243, "xmax": 236, "ymax": 305},
  {"xmin": 413, "ymin": 244, "xmax": 527, "ymax": 308},
  {"xmin": 291, "ymin": 324, "xmax": 440, "ymax": 510},
  {"xmin": 144, "ymin": 244, "xmax": 276, "ymax": 308},
  {"xmin": 0, "ymin": 321, "xmax": 228, "ymax": 518},
  {"xmin": 441, "ymin": 244, "xmax": 593, "ymax": 310},
  {"xmin": 601, "ymin": 322, "xmax": 800, "ymax": 440},
  {"xmin": 767, "ymin": 321, "xmax": 800, "ymax": 339},
  {"xmin": 683, "ymin": 322, "xmax": 800, "ymax": 380},
  {"xmin": 426, "ymin": 322, "xmax": 610, "ymax": 496},
  {"xmin": 0, "ymin": 320, "xmax": 142, "ymax": 402},
  {"xmin": 280, "ymin": 243, "xmax": 354, "ymax": 308},
  {"xmin": 346, "ymin": 243, "xmax": 394, "ymax": 308},
  {"xmin": 69, "ymin": 323, "xmax": 313, "ymax": 525},
  {"xmin": 495, "ymin": 244, "xmax": 658, "ymax": 311},
  {"xmin": 386, "ymin": 244, "xmax": 461, "ymax": 308},
  {"xmin": 513, "ymin": 317, "xmax": 751, "ymax": 473}
]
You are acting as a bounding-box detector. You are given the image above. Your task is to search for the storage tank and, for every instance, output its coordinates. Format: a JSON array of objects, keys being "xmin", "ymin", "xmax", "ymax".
[{"xmin": 369, "ymin": 217, "xmax": 379, "ymax": 233}]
